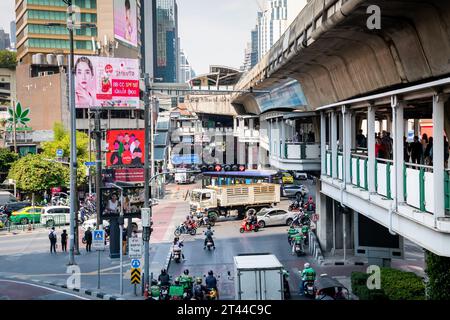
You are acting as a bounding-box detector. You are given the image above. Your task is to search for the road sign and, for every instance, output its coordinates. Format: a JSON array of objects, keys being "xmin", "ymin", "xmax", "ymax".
[
  {"xmin": 141, "ymin": 208, "xmax": 151, "ymax": 227},
  {"xmin": 128, "ymin": 236, "xmax": 143, "ymax": 259},
  {"xmin": 131, "ymin": 268, "xmax": 141, "ymax": 284},
  {"xmin": 131, "ymin": 259, "xmax": 140, "ymax": 268},
  {"xmin": 85, "ymin": 161, "xmax": 96, "ymax": 166},
  {"xmin": 56, "ymin": 149, "xmax": 64, "ymax": 157},
  {"xmin": 93, "ymin": 230, "xmax": 105, "ymax": 250}
]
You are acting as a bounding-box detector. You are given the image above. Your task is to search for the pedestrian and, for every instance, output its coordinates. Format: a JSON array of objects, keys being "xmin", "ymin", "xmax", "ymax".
[
  {"xmin": 410, "ymin": 136, "xmax": 423, "ymax": 165},
  {"xmin": 122, "ymin": 228, "xmax": 127, "ymax": 255},
  {"xmin": 375, "ymin": 137, "xmax": 385, "ymax": 158},
  {"xmin": 61, "ymin": 229, "xmax": 68, "ymax": 252},
  {"xmin": 421, "ymin": 133, "xmax": 429, "ymax": 157},
  {"xmin": 424, "ymin": 136, "xmax": 433, "ymax": 165},
  {"xmin": 85, "ymin": 227, "xmax": 93, "ymax": 252},
  {"xmin": 49, "ymin": 227, "xmax": 57, "ymax": 254},
  {"xmin": 356, "ymin": 130, "xmax": 367, "ymax": 149},
  {"xmin": 404, "ymin": 136, "xmax": 410, "ymax": 163}
]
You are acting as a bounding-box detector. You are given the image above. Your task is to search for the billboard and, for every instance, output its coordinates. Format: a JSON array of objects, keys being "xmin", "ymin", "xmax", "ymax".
[
  {"xmin": 106, "ymin": 130, "xmax": 145, "ymax": 167},
  {"xmin": 100, "ymin": 187, "xmax": 144, "ymax": 220},
  {"xmin": 254, "ymin": 79, "xmax": 308, "ymax": 113},
  {"xmin": 102, "ymin": 168, "xmax": 145, "ymax": 183},
  {"xmin": 74, "ymin": 56, "xmax": 139, "ymax": 108},
  {"xmin": 114, "ymin": 0, "xmax": 138, "ymax": 47}
]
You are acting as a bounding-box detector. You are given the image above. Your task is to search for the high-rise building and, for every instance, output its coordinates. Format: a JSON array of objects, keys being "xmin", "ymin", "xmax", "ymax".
[
  {"xmin": 10, "ymin": 21, "xmax": 16, "ymax": 49},
  {"xmin": 240, "ymin": 43, "xmax": 252, "ymax": 72},
  {"xmin": 258, "ymin": 0, "xmax": 288, "ymax": 60},
  {"xmin": 154, "ymin": 0, "xmax": 179, "ymax": 83},
  {"xmin": 179, "ymin": 49, "xmax": 195, "ymax": 83},
  {"xmin": 141, "ymin": 0, "xmax": 156, "ymax": 77},
  {"xmin": 0, "ymin": 29, "xmax": 11, "ymax": 50},
  {"xmin": 250, "ymin": 25, "xmax": 259, "ymax": 68}
]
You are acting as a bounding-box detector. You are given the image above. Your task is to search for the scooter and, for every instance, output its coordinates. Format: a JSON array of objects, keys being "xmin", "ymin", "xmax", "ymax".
[
  {"xmin": 159, "ymin": 284, "xmax": 170, "ymax": 300},
  {"xmin": 239, "ymin": 219, "xmax": 259, "ymax": 233},
  {"xmin": 293, "ymin": 240, "xmax": 304, "ymax": 256},
  {"xmin": 304, "ymin": 280, "xmax": 316, "ymax": 298},
  {"xmin": 173, "ymin": 247, "xmax": 182, "ymax": 263},
  {"xmin": 174, "ymin": 223, "xmax": 197, "ymax": 236},
  {"xmin": 205, "ymin": 239, "xmax": 215, "ymax": 251},
  {"xmin": 197, "ymin": 216, "xmax": 216, "ymax": 227}
]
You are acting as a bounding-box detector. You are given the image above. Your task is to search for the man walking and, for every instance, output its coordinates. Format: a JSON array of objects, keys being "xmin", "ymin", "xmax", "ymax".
[
  {"xmin": 49, "ymin": 227, "xmax": 57, "ymax": 254},
  {"xmin": 85, "ymin": 227, "xmax": 93, "ymax": 252},
  {"xmin": 61, "ymin": 229, "xmax": 68, "ymax": 252}
]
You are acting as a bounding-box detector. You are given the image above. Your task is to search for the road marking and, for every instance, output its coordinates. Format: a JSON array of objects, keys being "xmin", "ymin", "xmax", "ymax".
[{"xmin": 0, "ymin": 279, "xmax": 90, "ymax": 300}]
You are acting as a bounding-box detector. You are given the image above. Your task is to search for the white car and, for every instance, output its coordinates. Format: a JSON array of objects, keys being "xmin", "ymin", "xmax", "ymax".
[
  {"xmin": 256, "ymin": 208, "xmax": 296, "ymax": 228},
  {"xmin": 40, "ymin": 206, "xmax": 71, "ymax": 227}
]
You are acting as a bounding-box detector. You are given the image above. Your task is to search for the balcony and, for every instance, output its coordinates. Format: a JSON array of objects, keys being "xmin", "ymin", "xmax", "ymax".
[{"xmin": 270, "ymin": 142, "xmax": 321, "ymax": 171}]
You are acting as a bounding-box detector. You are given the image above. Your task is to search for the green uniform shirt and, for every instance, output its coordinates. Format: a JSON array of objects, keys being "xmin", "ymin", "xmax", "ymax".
[
  {"xmin": 169, "ymin": 285, "xmax": 184, "ymax": 297},
  {"xmin": 301, "ymin": 268, "xmax": 316, "ymax": 281}
]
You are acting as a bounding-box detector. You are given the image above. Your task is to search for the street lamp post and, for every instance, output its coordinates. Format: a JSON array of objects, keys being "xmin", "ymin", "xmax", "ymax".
[{"xmin": 109, "ymin": 183, "xmax": 124, "ymax": 295}]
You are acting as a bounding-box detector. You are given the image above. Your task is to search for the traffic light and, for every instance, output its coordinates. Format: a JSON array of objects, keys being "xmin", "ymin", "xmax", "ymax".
[
  {"xmin": 200, "ymin": 165, "xmax": 208, "ymax": 172},
  {"xmin": 238, "ymin": 165, "xmax": 246, "ymax": 172},
  {"xmin": 214, "ymin": 164, "xmax": 222, "ymax": 172},
  {"xmin": 224, "ymin": 165, "xmax": 232, "ymax": 171},
  {"xmin": 231, "ymin": 165, "xmax": 238, "ymax": 171}
]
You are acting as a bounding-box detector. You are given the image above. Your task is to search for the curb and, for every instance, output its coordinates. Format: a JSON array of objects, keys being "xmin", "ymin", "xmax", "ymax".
[{"xmin": 3, "ymin": 275, "xmax": 126, "ymax": 301}]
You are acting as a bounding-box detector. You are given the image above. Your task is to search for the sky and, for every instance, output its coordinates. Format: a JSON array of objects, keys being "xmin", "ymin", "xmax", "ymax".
[{"xmin": 0, "ymin": 0, "xmax": 14, "ymax": 34}]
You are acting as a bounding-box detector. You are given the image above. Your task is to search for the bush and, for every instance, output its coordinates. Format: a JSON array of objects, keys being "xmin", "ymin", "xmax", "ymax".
[
  {"xmin": 425, "ymin": 250, "xmax": 450, "ymax": 300},
  {"xmin": 351, "ymin": 268, "xmax": 425, "ymax": 300}
]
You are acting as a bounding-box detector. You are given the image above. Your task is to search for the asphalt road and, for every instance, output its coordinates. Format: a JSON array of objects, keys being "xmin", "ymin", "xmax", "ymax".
[{"xmin": 0, "ymin": 279, "xmax": 94, "ymax": 300}]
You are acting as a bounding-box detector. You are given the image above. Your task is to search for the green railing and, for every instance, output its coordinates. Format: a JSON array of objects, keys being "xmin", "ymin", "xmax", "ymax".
[
  {"xmin": 404, "ymin": 163, "xmax": 433, "ymax": 213},
  {"xmin": 445, "ymin": 169, "xmax": 450, "ymax": 212},
  {"xmin": 350, "ymin": 154, "xmax": 368, "ymax": 190}
]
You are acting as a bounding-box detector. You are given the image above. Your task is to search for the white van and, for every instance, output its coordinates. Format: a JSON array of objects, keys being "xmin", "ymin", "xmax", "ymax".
[{"xmin": 40, "ymin": 206, "xmax": 71, "ymax": 227}]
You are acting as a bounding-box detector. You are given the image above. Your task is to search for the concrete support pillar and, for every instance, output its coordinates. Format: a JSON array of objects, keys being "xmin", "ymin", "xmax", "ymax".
[
  {"xmin": 321, "ymin": 112, "xmax": 327, "ymax": 174},
  {"xmin": 312, "ymin": 116, "xmax": 320, "ymax": 143},
  {"xmin": 392, "ymin": 98, "xmax": 405, "ymax": 204},
  {"xmin": 404, "ymin": 119, "xmax": 409, "ymax": 138},
  {"xmin": 338, "ymin": 113, "xmax": 343, "ymax": 150},
  {"xmin": 233, "ymin": 117, "xmax": 237, "ymax": 131},
  {"xmin": 413, "ymin": 119, "xmax": 420, "ymax": 137},
  {"xmin": 281, "ymin": 119, "xmax": 286, "ymax": 158},
  {"xmin": 248, "ymin": 143, "xmax": 254, "ymax": 170},
  {"xmin": 268, "ymin": 119, "xmax": 272, "ymax": 154},
  {"xmin": 433, "ymin": 94, "xmax": 446, "ymax": 219},
  {"xmin": 368, "ymin": 105, "xmax": 376, "ymax": 193},
  {"xmin": 331, "ymin": 111, "xmax": 338, "ymax": 179},
  {"xmin": 386, "ymin": 114, "xmax": 392, "ymax": 133},
  {"xmin": 343, "ymin": 106, "xmax": 352, "ymax": 184},
  {"xmin": 351, "ymin": 113, "xmax": 356, "ymax": 149}
]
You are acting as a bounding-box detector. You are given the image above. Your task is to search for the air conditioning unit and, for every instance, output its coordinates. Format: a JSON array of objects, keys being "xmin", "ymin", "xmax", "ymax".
[
  {"xmin": 46, "ymin": 54, "xmax": 56, "ymax": 65},
  {"xmin": 56, "ymin": 54, "xmax": 65, "ymax": 66}
]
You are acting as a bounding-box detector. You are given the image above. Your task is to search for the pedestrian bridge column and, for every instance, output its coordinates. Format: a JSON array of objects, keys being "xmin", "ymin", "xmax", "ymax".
[
  {"xmin": 368, "ymin": 105, "xmax": 376, "ymax": 193},
  {"xmin": 331, "ymin": 111, "xmax": 338, "ymax": 179},
  {"xmin": 433, "ymin": 94, "xmax": 447, "ymax": 220},
  {"xmin": 392, "ymin": 96, "xmax": 405, "ymax": 205},
  {"xmin": 342, "ymin": 106, "xmax": 352, "ymax": 184},
  {"xmin": 321, "ymin": 112, "xmax": 327, "ymax": 174}
]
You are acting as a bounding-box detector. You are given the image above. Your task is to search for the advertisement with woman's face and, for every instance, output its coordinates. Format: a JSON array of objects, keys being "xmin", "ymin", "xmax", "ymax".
[
  {"xmin": 75, "ymin": 57, "xmax": 96, "ymax": 108},
  {"xmin": 114, "ymin": 0, "xmax": 137, "ymax": 47}
]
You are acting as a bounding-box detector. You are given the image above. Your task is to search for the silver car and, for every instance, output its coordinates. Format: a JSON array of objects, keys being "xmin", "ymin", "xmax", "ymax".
[{"xmin": 281, "ymin": 184, "xmax": 309, "ymax": 198}]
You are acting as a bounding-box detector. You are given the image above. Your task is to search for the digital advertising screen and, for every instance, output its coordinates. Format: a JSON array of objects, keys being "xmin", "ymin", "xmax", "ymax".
[
  {"xmin": 114, "ymin": 0, "xmax": 138, "ymax": 47},
  {"xmin": 106, "ymin": 129, "xmax": 145, "ymax": 167}
]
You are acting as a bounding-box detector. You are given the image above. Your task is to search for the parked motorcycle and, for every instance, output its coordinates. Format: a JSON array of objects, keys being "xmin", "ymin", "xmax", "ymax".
[
  {"xmin": 174, "ymin": 223, "xmax": 197, "ymax": 236},
  {"xmin": 239, "ymin": 219, "xmax": 259, "ymax": 233}
]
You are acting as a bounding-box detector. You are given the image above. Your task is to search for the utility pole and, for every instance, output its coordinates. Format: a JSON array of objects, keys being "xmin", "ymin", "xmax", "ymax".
[
  {"xmin": 67, "ymin": 0, "xmax": 78, "ymax": 265},
  {"xmin": 94, "ymin": 110, "xmax": 102, "ymax": 227},
  {"xmin": 12, "ymin": 99, "xmax": 17, "ymax": 153},
  {"xmin": 143, "ymin": 73, "xmax": 152, "ymax": 290},
  {"xmin": 150, "ymin": 97, "xmax": 155, "ymax": 198}
]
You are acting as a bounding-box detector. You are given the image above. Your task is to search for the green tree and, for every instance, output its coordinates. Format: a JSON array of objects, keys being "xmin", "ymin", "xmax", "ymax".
[
  {"xmin": 0, "ymin": 50, "xmax": 17, "ymax": 69},
  {"xmin": 425, "ymin": 250, "xmax": 450, "ymax": 300},
  {"xmin": 41, "ymin": 123, "xmax": 90, "ymax": 186},
  {"xmin": 0, "ymin": 148, "xmax": 19, "ymax": 174},
  {"xmin": 8, "ymin": 154, "xmax": 69, "ymax": 193}
]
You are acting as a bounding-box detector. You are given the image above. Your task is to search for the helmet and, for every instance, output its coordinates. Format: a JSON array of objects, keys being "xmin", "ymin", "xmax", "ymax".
[
  {"xmin": 186, "ymin": 215, "xmax": 190, "ymax": 219},
  {"xmin": 304, "ymin": 263, "xmax": 310, "ymax": 269},
  {"xmin": 174, "ymin": 277, "xmax": 180, "ymax": 284},
  {"xmin": 208, "ymin": 270, "xmax": 214, "ymax": 276},
  {"xmin": 184, "ymin": 269, "xmax": 189, "ymax": 275},
  {"xmin": 308, "ymin": 196, "xmax": 313, "ymax": 202},
  {"xmin": 174, "ymin": 236, "xmax": 179, "ymax": 242},
  {"xmin": 207, "ymin": 225, "xmax": 211, "ymax": 230},
  {"xmin": 161, "ymin": 269, "xmax": 167, "ymax": 275},
  {"xmin": 196, "ymin": 277, "xmax": 202, "ymax": 284}
]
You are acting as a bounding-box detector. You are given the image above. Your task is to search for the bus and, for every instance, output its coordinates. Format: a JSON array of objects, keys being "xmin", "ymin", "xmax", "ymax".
[{"xmin": 200, "ymin": 170, "xmax": 282, "ymax": 187}]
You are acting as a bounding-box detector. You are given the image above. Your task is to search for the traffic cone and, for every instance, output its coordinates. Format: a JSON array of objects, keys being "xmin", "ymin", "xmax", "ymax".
[{"xmin": 144, "ymin": 283, "xmax": 149, "ymax": 299}]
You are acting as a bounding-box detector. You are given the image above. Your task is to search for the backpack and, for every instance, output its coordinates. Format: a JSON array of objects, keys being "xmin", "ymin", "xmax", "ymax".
[{"xmin": 49, "ymin": 232, "xmax": 56, "ymax": 240}]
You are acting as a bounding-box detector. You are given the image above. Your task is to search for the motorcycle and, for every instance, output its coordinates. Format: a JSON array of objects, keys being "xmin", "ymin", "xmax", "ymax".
[
  {"xmin": 293, "ymin": 239, "xmax": 305, "ymax": 256},
  {"xmin": 205, "ymin": 239, "xmax": 215, "ymax": 251},
  {"xmin": 159, "ymin": 284, "xmax": 170, "ymax": 300},
  {"xmin": 289, "ymin": 199, "xmax": 303, "ymax": 212},
  {"xmin": 173, "ymin": 247, "xmax": 183, "ymax": 263},
  {"xmin": 174, "ymin": 223, "xmax": 197, "ymax": 236},
  {"xmin": 205, "ymin": 288, "xmax": 218, "ymax": 300},
  {"xmin": 304, "ymin": 280, "xmax": 316, "ymax": 298},
  {"xmin": 197, "ymin": 216, "xmax": 215, "ymax": 227},
  {"xmin": 239, "ymin": 219, "xmax": 259, "ymax": 233}
]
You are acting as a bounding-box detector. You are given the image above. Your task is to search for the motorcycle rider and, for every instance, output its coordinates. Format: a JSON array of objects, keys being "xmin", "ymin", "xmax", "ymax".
[
  {"xmin": 172, "ymin": 237, "xmax": 185, "ymax": 260},
  {"xmin": 203, "ymin": 226, "xmax": 215, "ymax": 249},
  {"xmin": 205, "ymin": 270, "xmax": 219, "ymax": 299},
  {"xmin": 193, "ymin": 277, "xmax": 207, "ymax": 300},
  {"xmin": 169, "ymin": 277, "xmax": 185, "ymax": 300},
  {"xmin": 158, "ymin": 269, "xmax": 171, "ymax": 286},
  {"xmin": 179, "ymin": 269, "xmax": 194, "ymax": 298},
  {"xmin": 291, "ymin": 233, "xmax": 304, "ymax": 255},
  {"xmin": 299, "ymin": 262, "xmax": 316, "ymax": 295},
  {"xmin": 287, "ymin": 225, "xmax": 299, "ymax": 245},
  {"xmin": 304, "ymin": 196, "xmax": 316, "ymax": 212}
]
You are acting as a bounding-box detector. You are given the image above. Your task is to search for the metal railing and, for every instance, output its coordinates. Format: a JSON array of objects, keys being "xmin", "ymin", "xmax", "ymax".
[
  {"xmin": 375, "ymin": 158, "xmax": 394, "ymax": 199},
  {"xmin": 284, "ymin": 142, "xmax": 320, "ymax": 160},
  {"xmin": 404, "ymin": 162, "xmax": 434, "ymax": 213},
  {"xmin": 350, "ymin": 153, "xmax": 369, "ymax": 190}
]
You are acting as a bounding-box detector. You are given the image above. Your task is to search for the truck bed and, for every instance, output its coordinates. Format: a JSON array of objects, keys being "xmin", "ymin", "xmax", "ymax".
[{"xmin": 208, "ymin": 183, "xmax": 280, "ymax": 207}]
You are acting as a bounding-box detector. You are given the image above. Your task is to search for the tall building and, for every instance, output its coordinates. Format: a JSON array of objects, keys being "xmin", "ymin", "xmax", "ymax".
[
  {"xmin": 0, "ymin": 29, "xmax": 11, "ymax": 50},
  {"xmin": 179, "ymin": 49, "xmax": 195, "ymax": 83},
  {"xmin": 10, "ymin": 21, "xmax": 16, "ymax": 49},
  {"xmin": 240, "ymin": 43, "xmax": 252, "ymax": 72},
  {"xmin": 154, "ymin": 0, "xmax": 179, "ymax": 83},
  {"xmin": 250, "ymin": 25, "xmax": 259, "ymax": 68},
  {"xmin": 141, "ymin": 0, "xmax": 156, "ymax": 77},
  {"xmin": 258, "ymin": 0, "xmax": 288, "ymax": 60}
]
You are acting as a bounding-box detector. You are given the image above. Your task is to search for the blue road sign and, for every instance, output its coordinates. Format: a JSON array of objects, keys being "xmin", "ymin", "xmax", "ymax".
[
  {"xmin": 131, "ymin": 259, "xmax": 141, "ymax": 268},
  {"xmin": 93, "ymin": 230, "xmax": 104, "ymax": 241},
  {"xmin": 56, "ymin": 149, "xmax": 63, "ymax": 157},
  {"xmin": 85, "ymin": 161, "xmax": 96, "ymax": 167}
]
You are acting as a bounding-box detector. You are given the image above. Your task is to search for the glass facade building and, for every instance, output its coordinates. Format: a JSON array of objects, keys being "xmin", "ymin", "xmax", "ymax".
[{"xmin": 154, "ymin": 0, "xmax": 178, "ymax": 83}]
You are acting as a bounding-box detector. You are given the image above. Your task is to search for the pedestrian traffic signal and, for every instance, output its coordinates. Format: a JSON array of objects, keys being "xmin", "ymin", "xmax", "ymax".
[{"xmin": 224, "ymin": 165, "xmax": 231, "ymax": 171}]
